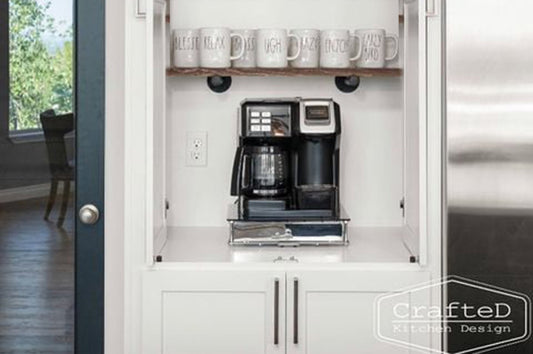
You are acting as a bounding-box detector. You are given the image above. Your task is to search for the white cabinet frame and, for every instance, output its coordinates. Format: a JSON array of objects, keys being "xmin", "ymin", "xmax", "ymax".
[{"xmin": 125, "ymin": 0, "xmax": 444, "ymax": 353}]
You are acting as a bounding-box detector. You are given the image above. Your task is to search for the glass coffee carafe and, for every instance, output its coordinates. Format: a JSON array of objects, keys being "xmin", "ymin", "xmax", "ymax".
[{"xmin": 242, "ymin": 146, "xmax": 288, "ymax": 197}]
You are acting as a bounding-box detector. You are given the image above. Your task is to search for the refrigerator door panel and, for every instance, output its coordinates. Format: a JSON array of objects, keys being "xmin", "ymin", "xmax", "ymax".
[{"xmin": 445, "ymin": 0, "xmax": 533, "ymax": 352}]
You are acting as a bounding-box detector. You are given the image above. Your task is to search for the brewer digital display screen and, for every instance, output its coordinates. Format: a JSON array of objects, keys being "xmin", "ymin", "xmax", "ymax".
[{"xmin": 305, "ymin": 106, "xmax": 329, "ymax": 121}]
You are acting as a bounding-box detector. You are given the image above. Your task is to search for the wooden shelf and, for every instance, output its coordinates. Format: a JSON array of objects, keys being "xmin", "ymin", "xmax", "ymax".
[{"xmin": 166, "ymin": 67, "xmax": 402, "ymax": 78}]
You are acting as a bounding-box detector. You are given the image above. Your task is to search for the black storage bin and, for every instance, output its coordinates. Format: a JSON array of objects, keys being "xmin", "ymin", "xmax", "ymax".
[{"xmin": 295, "ymin": 185, "xmax": 337, "ymax": 210}]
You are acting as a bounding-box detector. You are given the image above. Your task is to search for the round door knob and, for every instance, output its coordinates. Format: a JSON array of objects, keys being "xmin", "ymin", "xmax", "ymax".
[{"xmin": 79, "ymin": 204, "xmax": 100, "ymax": 225}]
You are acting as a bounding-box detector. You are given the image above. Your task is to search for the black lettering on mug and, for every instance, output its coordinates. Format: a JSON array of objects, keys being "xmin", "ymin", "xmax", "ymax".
[
  {"xmin": 264, "ymin": 38, "xmax": 282, "ymax": 54},
  {"xmin": 362, "ymin": 47, "xmax": 380, "ymax": 61},
  {"xmin": 175, "ymin": 36, "xmax": 199, "ymax": 51},
  {"xmin": 203, "ymin": 36, "xmax": 226, "ymax": 50},
  {"xmin": 325, "ymin": 38, "xmax": 348, "ymax": 53},
  {"xmin": 302, "ymin": 37, "xmax": 319, "ymax": 51},
  {"xmin": 362, "ymin": 33, "xmax": 383, "ymax": 62},
  {"xmin": 232, "ymin": 37, "xmax": 256, "ymax": 51}
]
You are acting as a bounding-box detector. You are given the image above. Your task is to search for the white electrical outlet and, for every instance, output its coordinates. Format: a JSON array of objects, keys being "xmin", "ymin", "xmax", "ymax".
[{"xmin": 186, "ymin": 131, "xmax": 207, "ymax": 166}]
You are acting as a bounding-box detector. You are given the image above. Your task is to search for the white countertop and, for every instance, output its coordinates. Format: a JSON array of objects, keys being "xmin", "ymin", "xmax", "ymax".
[{"xmin": 159, "ymin": 226, "xmax": 414, "ymax": 264}]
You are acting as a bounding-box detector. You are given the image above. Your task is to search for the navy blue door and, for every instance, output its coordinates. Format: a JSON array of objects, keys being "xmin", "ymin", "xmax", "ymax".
[
  {"xmin": 75, "ymin": 0, "xmax": 105, "ymax": 353},
  {"xmin": 0, "ymin": 0, "xmax": 104, "ymax": 352}
]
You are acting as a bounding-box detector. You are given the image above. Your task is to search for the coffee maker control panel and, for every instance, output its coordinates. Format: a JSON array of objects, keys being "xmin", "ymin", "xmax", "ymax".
[{"xmin": 244, "ymin": 104, "xmax": 292, "ymax": 137}]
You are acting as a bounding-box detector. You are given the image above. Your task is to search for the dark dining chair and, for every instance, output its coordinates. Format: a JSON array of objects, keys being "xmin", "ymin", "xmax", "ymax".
[{"xmin": 40, "ymin": 110, "xmax": 74, "ymax": 227}]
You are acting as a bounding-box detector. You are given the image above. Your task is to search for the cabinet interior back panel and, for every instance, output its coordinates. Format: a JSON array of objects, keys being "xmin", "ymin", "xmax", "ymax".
[
  {"xmin": 170, "ymin": 0, "xmax": 399, "ymax": 39},
  {"xmin": 166, "ymin": 76, "xmax": 403, "ymax": 227}
]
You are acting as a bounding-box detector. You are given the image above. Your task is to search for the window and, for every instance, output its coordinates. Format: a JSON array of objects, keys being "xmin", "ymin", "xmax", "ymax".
[{"xmin": 7, "ymin": 0, "xmax": 73, "ymax": 134}]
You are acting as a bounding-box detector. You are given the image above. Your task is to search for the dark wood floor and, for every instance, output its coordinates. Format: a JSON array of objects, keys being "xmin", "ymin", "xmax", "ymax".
[{"xmin": 0, "ymin": 196, "xmax": 74, "ymax": 353}]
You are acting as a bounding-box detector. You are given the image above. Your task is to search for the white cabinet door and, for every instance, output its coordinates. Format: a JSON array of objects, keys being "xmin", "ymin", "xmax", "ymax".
[
  {"xmin": 145, "ymin": 0, "xmax": 168, "ymax": 264},
  {"xmin": 286, "ymin": 270, "xmax": 430, "ymax": 354},
  {"xmin": 142, "ymin": 269, "xmax": 286, "ymax": 354},
  {"xmin": 403, "ymin": 0, "xmax": 439, "ymax": 267}
]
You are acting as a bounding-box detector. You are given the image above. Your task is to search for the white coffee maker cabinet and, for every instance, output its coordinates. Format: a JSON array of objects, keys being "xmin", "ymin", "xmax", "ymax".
[{"xmin": 122, "ymin": 0, "xmax": 443, "ymax": 353}]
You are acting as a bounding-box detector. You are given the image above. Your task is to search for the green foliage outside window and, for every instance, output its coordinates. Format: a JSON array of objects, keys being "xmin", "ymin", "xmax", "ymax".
[{"xmin": 9, "ymin": 0, "xmax": 73, "ymax": 131}]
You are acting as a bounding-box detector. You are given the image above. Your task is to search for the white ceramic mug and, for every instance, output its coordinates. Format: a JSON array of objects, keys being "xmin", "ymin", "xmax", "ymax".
[
  {"xmin": 320, "ymin": 29, "xmax": 362, "ymax": 68},
  {"xmin": 256, "ymin": 29, "xmax": 301, "ymax": 68},
  {"xmin": 289, "ymin": 29, "xmax": 320, "ymax": 68},
  {"xmin": 353, "ymin": 29, "xmax": 399, "ymax": 68},
  {"xmin": 199, "ymin": 28, "xmax": 245, "ymax": 68},
  {"xmin": 231, "ymin": 29, "xmax": 256, "ymax": 68},
  {"xmin": 173, "ymin": 29, "xmax": 200, "ymax": 68}
]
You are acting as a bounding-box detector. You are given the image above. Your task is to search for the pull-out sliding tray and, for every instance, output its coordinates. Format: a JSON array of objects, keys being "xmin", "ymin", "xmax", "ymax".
[{"xmin": 227, "ymin": 204, "xmax": 350, "ymax": 246}]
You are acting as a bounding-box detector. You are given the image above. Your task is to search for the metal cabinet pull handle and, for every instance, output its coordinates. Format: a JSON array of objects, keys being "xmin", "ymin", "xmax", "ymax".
[
  {"xmin": 274, "ymin": 278, "xmax": 279, "ymax": 345},
  {"xmin": 293, "ymin": 277, "xmax": 299, "ymax": 344}
]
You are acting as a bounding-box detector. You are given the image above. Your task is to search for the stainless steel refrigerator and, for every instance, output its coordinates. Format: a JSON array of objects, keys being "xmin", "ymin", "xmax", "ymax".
[{"xmin": 445, "ymin": 0, "xmax": 533, "ymax": 352}]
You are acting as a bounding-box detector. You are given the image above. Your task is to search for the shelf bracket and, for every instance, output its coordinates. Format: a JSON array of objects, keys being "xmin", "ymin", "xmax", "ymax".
[
  {"xmin": 207, "ymin": 76, "xmax": 232, "ymax": 93},
  {"xmin": 335, "ymin": 76, "xmax": 361, "ymax": 93}
]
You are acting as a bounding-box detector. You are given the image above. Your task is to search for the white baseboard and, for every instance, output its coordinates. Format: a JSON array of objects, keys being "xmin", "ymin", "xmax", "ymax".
[{"xmin": 0, "ymin": 182, "xmax": 73, "ymax": 203}]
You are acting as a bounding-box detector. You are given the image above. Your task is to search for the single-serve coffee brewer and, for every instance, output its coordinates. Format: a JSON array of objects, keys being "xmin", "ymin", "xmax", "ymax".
[{"xmin": 228, "ymin": 98, "xmax": 350, "ymax": 246}]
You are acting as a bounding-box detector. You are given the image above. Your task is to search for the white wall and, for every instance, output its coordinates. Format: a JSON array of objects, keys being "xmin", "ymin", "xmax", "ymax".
[
  {"xmin": 169, "ymin": 0, "xmax": 398, "ymax": 44},
  {"xmin": 166, "ymin": 76, "xmax": 404, "ymax": 227},
  {"xmin": 169, "ymin": 0, "xmax": 400, "ymax": 68}
]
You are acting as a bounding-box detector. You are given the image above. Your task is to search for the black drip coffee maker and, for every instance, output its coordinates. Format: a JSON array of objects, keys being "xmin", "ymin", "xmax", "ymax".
[{"xmin": 228, "ymin": 98, "xmax": 350, "ymax": 246}]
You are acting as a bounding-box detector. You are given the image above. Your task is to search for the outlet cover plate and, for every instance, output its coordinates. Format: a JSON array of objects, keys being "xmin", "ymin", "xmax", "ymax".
[{"xmin": 186, "ymin": 131, "xmax": 207, "ymax": 167}]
